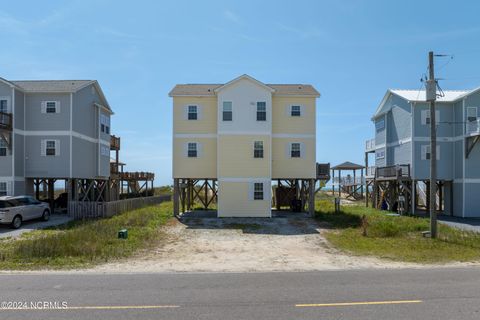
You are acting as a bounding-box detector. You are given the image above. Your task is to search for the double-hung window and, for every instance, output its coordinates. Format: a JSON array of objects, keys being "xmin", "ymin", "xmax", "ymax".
[
  {"xmin": 100, "ymin": 114, "xmax": 110, "ymax": 134},
  {"xmin": 0, "ymin": 140, "xmax": 7, "ymax": 157},
  {"xmin": 254, "ymin": 141, "xmax": 264, "ymax": 158},
  {"xmin": 291, "ymin": 105, "xmax": 301, "ymax": 117},
  {"xmin": 46, "ymin": 140, "xmax": 56, "ymax": 156},
  {"xmin": 188, "ymin": 105, "xmax": 198, "ymax": 120},
  {"xmin": 0, "ymin": 100, "xmax": 7, "ymax": 113},
  {"xmin": 422, "ymin": 145, "xmax": 440, "ymax": 160},
  {"xmin": 467, "ymin": 107, "xmax": 478, "ymax": 122},
  {"xmin": 253, "ymin": 183, "xmax": 264, "ymax": 200},
  {"xmin": 291, "ymin": 143, "xmax": 301, "ymax": 158},
  {"xmin": 46, "ymin": 101, "xmax": 57, "ymax": 113},
  {"xmin": 421, "ymin": 110, "xmax": 440, "ymax": 125},
  {"xmin": 256, "ymin": 102, "xmax": 266, "ymax": 121},
  {"xmin": 187, "ymin": 142, "xmax": 198, "ymax": 158},
  {"xmin": 223, "ymin": 101, "xmax": 232, "ymax": 121}
]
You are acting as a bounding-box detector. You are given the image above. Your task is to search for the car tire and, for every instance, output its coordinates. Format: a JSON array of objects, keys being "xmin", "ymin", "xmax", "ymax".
[
  {"xmin": 42, "ymin": 209, "xmax": 50, "ymax": 221},
  {"xmin": 11, "ymin": 215, "xmax": 22, "ymax": 229}
]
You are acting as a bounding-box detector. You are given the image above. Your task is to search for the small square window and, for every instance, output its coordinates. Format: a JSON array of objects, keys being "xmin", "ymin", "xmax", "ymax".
[
  {"xmin": 256, "ymin": 102, "xmax": 266, "ymax": 121},
  {"xmin": 188, "ymin": 143, "xmax": 197, "ymax": 158},
  {"xmin": 46, "ymin": 140, "xmax": 56, "ymax": 156},
  {"xmin": 46, "ymin": 102, "xmax": 56, "ymax": 113},
  {"xmin": 223, "ymin": 102, "xmax": 232, "ymax": 121},
  {"xmin": 291, "ymin": 143, "xmax": 301, "ymax": 158},
  {"xmin": 254, "ymin": 182, "xmax": 264, "ymax": 200},
  {"xmin": 254, "ymin": 141, "xmax": 264, "ymax": 158},
  {"xmin": 188, "ymin": 105, "xmax": 198, "ymax": 120},
  {"xmin": 291, "ymin": 105, "xmax": 301, "ymax": 117}
]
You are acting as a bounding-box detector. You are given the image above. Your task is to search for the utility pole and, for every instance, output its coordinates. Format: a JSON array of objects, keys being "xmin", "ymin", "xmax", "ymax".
[{"xmin": 426, "ymin": 51, "xmax": 437, "ymax": 238}]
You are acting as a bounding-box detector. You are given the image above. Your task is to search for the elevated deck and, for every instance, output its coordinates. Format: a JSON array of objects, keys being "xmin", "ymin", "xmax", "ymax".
[{"xmin": 371, "ymin": 164, "xmax": 411, "ymax": 181}]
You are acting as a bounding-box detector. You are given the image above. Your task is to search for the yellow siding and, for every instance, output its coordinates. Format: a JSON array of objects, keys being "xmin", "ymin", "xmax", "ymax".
[
  {"xmin": 173, "ymin": 138, "xmax": 216, "ymax": 178},
  {"xmin": 272, "ymin": 138, "xmax": 316, "ymax": 179},
  {"xmin": 272, "ymin": 97, "xmax": 316, "ymax": 134},
  {"xmin": 217, "ymin": 135, "xmax": 271, "ymax": 178},
  {"xmin": 173, "ymin": 96, "xmax": 217, "ymax": 134},
  {"xmin": 218, "ymin": 181, "xmax": 271, "ymax": 217}
]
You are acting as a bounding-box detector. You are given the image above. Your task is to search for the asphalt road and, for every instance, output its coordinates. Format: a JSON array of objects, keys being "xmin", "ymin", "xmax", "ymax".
[{"xmin": 0, "ymin": 268, "xmax": 480, "ymax": 320}]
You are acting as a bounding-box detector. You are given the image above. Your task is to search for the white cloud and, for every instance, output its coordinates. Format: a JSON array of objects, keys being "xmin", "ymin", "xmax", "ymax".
[{"xmin": 223, "ymin": 10, "xmax": 241, "ymax": 24}]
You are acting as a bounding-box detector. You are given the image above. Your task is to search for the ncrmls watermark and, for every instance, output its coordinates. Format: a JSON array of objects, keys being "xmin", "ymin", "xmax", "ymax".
[{"xmin": 1, "ymin": 301, "xmax": 68, "ymax": 310}]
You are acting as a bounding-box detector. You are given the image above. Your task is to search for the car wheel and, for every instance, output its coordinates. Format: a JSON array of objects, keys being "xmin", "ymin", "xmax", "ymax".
[
  {"xmin": 11, "ymin": 215, "xmax": 22, "ymax": 229},
  {"xmin": 42, "ymin": 209, "xmax": 50, "ymax": 221}
]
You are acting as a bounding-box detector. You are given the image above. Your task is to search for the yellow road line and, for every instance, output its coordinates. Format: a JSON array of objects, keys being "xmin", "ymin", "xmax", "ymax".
[{"xmin": 295, "ymin": 300, "xmax": 423, "ymax": 308}]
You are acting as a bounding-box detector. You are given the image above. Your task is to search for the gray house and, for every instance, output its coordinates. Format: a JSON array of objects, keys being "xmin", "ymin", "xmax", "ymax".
[
  {"xmin": 365, "ymin": 88, "xmax": 480, "ymax": 218},
  {"xmin": 0, "ymin": 77, "xmax": 113, "ymax": 202}
]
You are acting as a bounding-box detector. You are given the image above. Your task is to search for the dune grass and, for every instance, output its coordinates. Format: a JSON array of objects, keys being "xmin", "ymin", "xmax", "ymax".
[
  {"xmin": 316, "ymin": 199, "xmax": 480, "ymax": 263},
  {"xmin": 0, "ymin": 202, "xmax": 173, "ymax": 270}
]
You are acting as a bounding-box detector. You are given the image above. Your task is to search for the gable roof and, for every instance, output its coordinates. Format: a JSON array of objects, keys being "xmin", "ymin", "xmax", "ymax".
[
  {"xmin": 11, "ymin": 80, "xmax": 95, "ymax": 93},
  {"xmin": 372, "ymin": 87, "xmax": 478, "ymax": 119},
  {"xmin": 169, "ymin": 74, "xmax": 320, "ymax": 97},
  {"xmin": 331, "ymin": 161, "xmax": 364, "ymax": 170},
  {"xmin": 214, "ymin": 74, "xmax": 275, "ymax": 93}
]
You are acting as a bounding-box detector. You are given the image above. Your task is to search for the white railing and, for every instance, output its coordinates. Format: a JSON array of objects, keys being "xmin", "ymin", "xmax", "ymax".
[
  {"xmin": 365, "ymin": 138, "xmax": 375, "ymax": 152},
  {"xmin": 466, "ymin": 119, "xmax": 480, "ymax": 136},
  {"xmin": 366, "ymin": 166, "xmax": 376, "ymax": 177},
  {"xmin": 332, "ymin": 176, "xmax": 365, "ymax": 186}
]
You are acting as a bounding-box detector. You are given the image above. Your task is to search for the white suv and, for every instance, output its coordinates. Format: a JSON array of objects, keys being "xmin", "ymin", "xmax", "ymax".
[{"xmin": 0, "ymin": 196, "xmax": 51, "ymax": 229}]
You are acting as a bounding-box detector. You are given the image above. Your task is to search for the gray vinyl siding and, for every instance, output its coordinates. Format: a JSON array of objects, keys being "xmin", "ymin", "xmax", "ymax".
[
  {"xmin": 13, "ymin": 133, "xmax": 24, "ymax": 177},
  {"xmin": 24, "ymin": 136, "xmax": 70, "ymax": 178},
  {"xmin": 0, "ymin": 81, "xmax": 11, "ymax": 97},
  {"xmin": 387, "ymin": 95, "xmax": 411, "ymax": 142},
  {"xmin": 71, "ymin": 136, "xmax": 97, "ymax": 178},
  {"xmin": 0, "ymin": 154, "xmax": 12, "ymax": 176},
  {"xmin": 413, "ymin": 141, "xmax": 453, "ymax": 180},
  {"xmin": 464, "ymin": 183, "xmax": 480, "ymax": 217},
  {"xmin": 99, "ymin": 147, "xmax": 110, "ymax": 177},
  {"xmin": 14, "ymin": 89, "xmax": 25, "ymax": 130},
  {"xmin": 375, "ymin": 116, "xmax": 386, "ymax": 146},
  {"xmin": 14, "ymin": 181, "xmax": 25, "ymax": 195},
  {"xmin": 387, "ymin": 142, "xmax": 411, "ymax": 167},
  {"xmin": 72, "ymin": 84, "xmax": 102, "ymax": 138},
  {"xmin": 453, "ymin": 101, "xmax": 463, "ymax": 137},
  {"xmin": 25, "ymin": 93, "xmax": 71, "ymax": 131},
  {"xmin": 99, "ymin": 111, "xmax": 111, "ymax": 142},
  {"xmin": 452, "ymin": 182, "xmax": 463, "ymax": 217},
  {"xmin": 454, "ymin": 140, "xmax": 463, "ymax": 179}
]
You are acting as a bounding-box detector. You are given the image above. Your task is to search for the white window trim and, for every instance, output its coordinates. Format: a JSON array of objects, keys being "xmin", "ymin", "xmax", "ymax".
[
  {"xmin": 0, "ymin": 97, "xmax": 11, "ymax": 113},
  {"xmin": 41, "ymin": 101, "xmax": 60, "ymax": 114},
  {"xmin": 187, "ymin": 105, "xmax": 198, "ymax": 120},
  {"xmin": 467, "ymin": 107, "xmax": 478, "ymax": 122},
  {"xmin": 289, "ymin": 142, "xmax": 304, "ymax": 158},
  {"xmin": 421, "ymin": 109, "xmax": 440, "ymax": 125},
  {"xmin": 421, "ymin": 144, "xmax": 440, "ymax": 160},
  {"xmin": 253, "ymin": 140, "xmax": 264, "ymax": 158},
  {"xmin": 290, "ymin": 105, "xmax": 302, "ymax": 117},
  {"xmin": 376, "ymin": 149, "xmax": 385, "ymax": 160},
  {"xmin": 41, "ymin": 139, "xmax": 60, "ymax": 157},
  {"xmin": 222, "ymin": 101, "xmax": 233, "ymax": 122},
  {"xmin": 186, "ymin": 142, "xmax": 200, "ymax": 158}
]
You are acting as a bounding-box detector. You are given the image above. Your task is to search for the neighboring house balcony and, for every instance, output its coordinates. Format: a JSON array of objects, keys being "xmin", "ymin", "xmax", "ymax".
[
  {"xmin": 0, "ymin": 112, "xmax": 12, "ymax": 132},
  {"xmin": 316, "ymin": 163, "xmax": 331, "ymax": 181},
  {"xmin": 365, "ymin": 138, "xmax": 375, "ymax": 153},
  {"xmin": 374, "ymin": 164, "xmax": 411, "ymax": 181},
  {"xmin": 466, "ymin": 119, "xmax": 480, "ymax": 137}
]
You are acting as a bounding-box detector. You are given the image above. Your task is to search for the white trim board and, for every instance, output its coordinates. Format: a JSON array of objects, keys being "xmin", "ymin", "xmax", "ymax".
[{"xmin": 13, "ymin": 129, "xmax": 110, "ymax": 146}]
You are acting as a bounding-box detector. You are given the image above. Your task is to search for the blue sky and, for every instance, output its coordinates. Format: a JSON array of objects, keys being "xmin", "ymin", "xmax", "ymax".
[{"xmin": 2, "ymin": 0, "xmax": 480, "ymax": 185}]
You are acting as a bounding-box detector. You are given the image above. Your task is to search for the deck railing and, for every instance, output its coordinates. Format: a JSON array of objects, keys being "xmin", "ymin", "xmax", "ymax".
[
  {"xmin": 466, "ymin": 119, "xmax": 480, "ymax": 136},
  {"xmin": 0, "ymin": 112, "xmax": 12, "ymax": 131},
  {"xmin": 365, "ymin": 138, "xmax": 375, "ymax": 152},
  {"xmin": 375, "ymin": 164, "xmax": 410, "ymax": 179},
  {"xmin": 332, "ymin": 176, "xmax": 365, "ymax": 186}
]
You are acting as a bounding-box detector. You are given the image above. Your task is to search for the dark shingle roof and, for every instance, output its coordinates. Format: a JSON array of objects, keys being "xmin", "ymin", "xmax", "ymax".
[
  {"xmin": 169, "ymin": 83, "xmax": 320, "ymax": 97},
  {"xmin": 331, "ymin": 161, "xmax": 365, "ymax": 170}
]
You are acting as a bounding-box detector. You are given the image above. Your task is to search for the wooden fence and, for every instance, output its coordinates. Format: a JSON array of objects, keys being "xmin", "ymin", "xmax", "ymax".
[{"xmin": 68, "ymin": 195, "xmax": 171, "ymax": 220}]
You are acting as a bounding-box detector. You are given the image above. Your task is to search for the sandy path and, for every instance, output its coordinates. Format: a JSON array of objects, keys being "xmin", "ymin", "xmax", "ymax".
[{"xmin": 92, "ymin": 213, "xmax": 434, "ymax": 273}]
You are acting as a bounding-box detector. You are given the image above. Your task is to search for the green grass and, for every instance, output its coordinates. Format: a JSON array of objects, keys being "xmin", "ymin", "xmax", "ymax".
[
  {"xmin": 0, "ymin": 202, "xmax": 173, "ymax": 270},
  {"xmin": 316, "ymin": 200, "xmax": 480, "ymax": 263}
]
